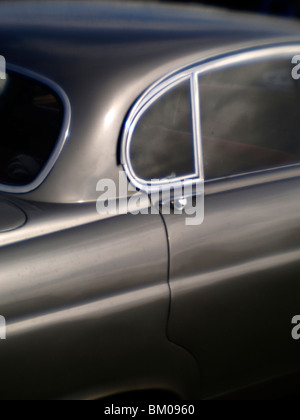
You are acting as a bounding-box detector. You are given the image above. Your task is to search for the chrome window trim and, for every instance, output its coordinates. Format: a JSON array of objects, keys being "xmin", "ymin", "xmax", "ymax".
[
  {"xmin": 197, "ymin": 44, "xmax": 300, "ymax": 181},
  {"xmin": 122, "ymin": 43, "xmax": 300, "ymax": 192},
  {"xmin": 191, "ymin": 72, "xmax": 204, "ymax": 181},
  {"xmin": 0, "ymin": 64, "xmax": 71, "ymax": 194},
  {"xmin": 206, "ymin": 162, "xmax": 300, "ymax": 185},
  {"xmin": 122, "ymin": 73, "xmax": 202, "ymax": 193}
]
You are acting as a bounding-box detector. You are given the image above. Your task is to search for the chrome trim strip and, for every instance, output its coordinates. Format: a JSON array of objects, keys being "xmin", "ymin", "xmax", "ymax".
[
  {"xmin": 191, "ymin": 72, "xmax": 203, "ymax": 181},
  {"xmin": 122, "ymin": 42, "xmax": 300, "ymax": 193},
  {"xmin": 122, "ymin": 74, "xmax": 201, "ymax": 194},
  {"xmin": 206, "ymin": 162, "xmax": 300, "ymax": 185},
  {"xmin": 0, "ymin": 64, "xmax": 71, "ymax": 194},
  {"xmin": 195, "ymin": 44, "xmax": 300, "ymax": 76}
]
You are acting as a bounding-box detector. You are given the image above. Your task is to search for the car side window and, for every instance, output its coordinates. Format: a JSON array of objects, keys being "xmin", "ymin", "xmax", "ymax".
[
  {"xmin": 129, "ymin": 80, "xmax": 195, "ymax": 182},
  {"xmin": 200, "ymin": 59, "xmax": 300, "ymax": 179},
  {"xmin": 0, "ymin": 71, "xmax": 64, "ymax": 187}
]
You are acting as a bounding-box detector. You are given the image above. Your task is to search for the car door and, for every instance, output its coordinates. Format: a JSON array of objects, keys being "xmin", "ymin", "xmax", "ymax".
[
  {"xmin": 122, "ymin": 43, "xmax": 300, "ymax": 399},
  {"xmin": 164, "ymin": 46, "xmax": 300, "ymax": 398}
]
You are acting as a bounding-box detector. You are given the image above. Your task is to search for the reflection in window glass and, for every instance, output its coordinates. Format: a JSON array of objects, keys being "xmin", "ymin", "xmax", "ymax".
[
  {"xmin": 200, "ymin": 59, "xmax": 300, "ymax": 179},
  {"xmin": 130, "ymin": 80, "xmax": 195, "ymax": 181},
  {"xmin": 0, "ymin": 71, "xmax": 64, "ymax": 186}
]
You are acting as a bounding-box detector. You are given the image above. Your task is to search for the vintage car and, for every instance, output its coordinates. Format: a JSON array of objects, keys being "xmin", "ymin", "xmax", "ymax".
[{"xmin": 1, "ymin": 1, "xmax": 300, "ymax": 400}]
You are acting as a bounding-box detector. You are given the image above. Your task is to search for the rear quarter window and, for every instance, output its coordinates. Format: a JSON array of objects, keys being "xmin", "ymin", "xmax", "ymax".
[
  {"xmin": 129, "ymin": 80, "xmax": 195, "ymax": 182},
  {"xmin": 0, "ymin": 70, "xmax": 65, "ymax": 188}
]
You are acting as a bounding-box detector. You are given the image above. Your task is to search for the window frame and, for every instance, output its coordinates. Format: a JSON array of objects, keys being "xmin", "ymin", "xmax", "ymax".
[
  {"xmin": 122, "ymin": 43, "xmax": 300, "ymax": 193},
  {"xmin": 0, "ymin": 63, "xmax": 71, "ymax": 194},
  {"xmin": 122, "ymin": 73, "xmax": 203, "ymax": 194}
]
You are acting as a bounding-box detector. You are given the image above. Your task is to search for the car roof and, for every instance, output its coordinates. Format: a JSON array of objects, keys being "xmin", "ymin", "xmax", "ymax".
[{"xmin": 1, "ymin": 1, "xmax": 300, "ymax": 203}]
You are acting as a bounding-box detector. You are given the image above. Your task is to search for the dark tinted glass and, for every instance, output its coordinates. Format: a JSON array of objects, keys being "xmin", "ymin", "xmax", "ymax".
[
  {"xmin": 130, "ymin": 80, "xmax": 194, "ymax": 181},
  {"xmin": 0, "ymin": 72, "xmax": 64, "ymax": 186},
  {"xmin": 200, "ymin": 59, "xmax": 300, "ymax": 179}
]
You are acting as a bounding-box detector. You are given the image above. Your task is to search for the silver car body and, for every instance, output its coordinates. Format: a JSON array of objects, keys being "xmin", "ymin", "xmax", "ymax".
[{"xmin": 0, "ymin": 1, "xmax": 300, "ymax": 399}]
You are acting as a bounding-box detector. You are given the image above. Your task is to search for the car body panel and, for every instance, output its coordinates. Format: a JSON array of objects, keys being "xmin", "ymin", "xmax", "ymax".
[
  {"xmin": 0, "ymin": 1, "xmax": 300, "ymax": 400},
  {"xmin": 164, "ymin": 171, "xmax": 300, "ymax": 398},
  {"xmin": 0, "ymin": 203, "xmax": 200, "ymax": 399}
]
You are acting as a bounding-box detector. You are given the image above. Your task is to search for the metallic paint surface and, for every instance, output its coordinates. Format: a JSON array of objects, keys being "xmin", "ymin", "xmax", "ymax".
[
  {"xmin": 0, "ymin": 207, "xmax": 200, "ymax": 399},
  {"xmin": 0, "ymin": 201, "xmax": 26, "ymax": 232},
  {"xmin": 165, "ymin": 173, "xmax": 300, "ymax": 398},
  {"xmin": 0, "ymin": 2, "xmax": 300, "ymax": 202},
  {"xmin": 0, "ymin": 1, "xmax": 300, "ymax": 400}
]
